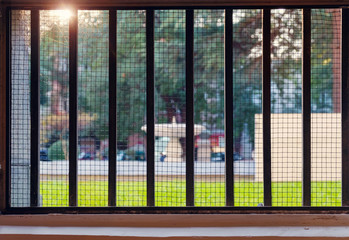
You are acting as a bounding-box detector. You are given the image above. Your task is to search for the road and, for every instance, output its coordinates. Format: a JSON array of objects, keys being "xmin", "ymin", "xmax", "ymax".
[{"xmin": 40, "ymin": 160, "xmax": 255, "ymax": 176}]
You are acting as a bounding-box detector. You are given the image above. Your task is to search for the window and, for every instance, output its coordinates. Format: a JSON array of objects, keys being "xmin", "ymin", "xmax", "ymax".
[{"xmin": 3, "ymin": 1, "xmax": 349, "ymax": 213}]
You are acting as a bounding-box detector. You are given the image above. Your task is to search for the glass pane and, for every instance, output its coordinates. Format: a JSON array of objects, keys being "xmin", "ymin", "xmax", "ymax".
[
  {"xmin": 40, "ymin": 10, "xmax": 70, "ymax": 207},
  {"xmin": 11, "ymin": 10, "xmax": 31, "ymax": 207},
  {"xmin": 311, "ymin": 9, "xmax": 341, "ymax": 206},
  {"xmin": 234, "ymin": 9, "xmax": 263, "ymax": 207},
  {"xmin": 117, "ymin": 10, "xmax": 147, "ymax": 206},
  {"xmin": 154, "ymin": 10, "xmax": 186, "ymax": 206},
  {"xmin": 78, "ymin": 10, "xmax": 109, "ymax": 207},
  {"xmin": 270, "ymin": 9, "xmax": 302, "ymax": 206},
  {"xmin": 194, "ymin": 9, "xmax": 225, "ymax": 206}
]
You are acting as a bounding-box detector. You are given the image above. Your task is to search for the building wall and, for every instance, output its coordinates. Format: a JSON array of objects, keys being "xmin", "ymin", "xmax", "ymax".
[{"xmin": 255, "ymin": 113, "xmax": 341, "ymax": 182}]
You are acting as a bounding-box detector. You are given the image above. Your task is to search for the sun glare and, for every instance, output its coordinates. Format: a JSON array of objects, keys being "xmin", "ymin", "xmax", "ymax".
[
  {"xmin": 58, "ymin": 9, "xmax": 73, "ymax": 20},
  {"xmin": 49, "ymin": 9, "xmax": 73, "ymax": 22}
]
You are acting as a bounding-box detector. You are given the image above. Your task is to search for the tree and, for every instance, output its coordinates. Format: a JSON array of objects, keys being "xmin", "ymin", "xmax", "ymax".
[{"xmin": 38, "ymin": 9, "xmax": 340, "ymax": 154}]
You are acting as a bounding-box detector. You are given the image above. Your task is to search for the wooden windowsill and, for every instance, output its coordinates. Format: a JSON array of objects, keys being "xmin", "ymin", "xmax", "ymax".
[
  {"xmin": 1, "ymin": 214, "xmax": 349, "ymax": 239},
  {"xmin": 2, "ymin": 0, "xmax": 349, "ymax": 8}
]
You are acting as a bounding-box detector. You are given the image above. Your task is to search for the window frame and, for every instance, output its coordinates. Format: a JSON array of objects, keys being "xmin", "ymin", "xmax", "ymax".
[{"xmin": 2, "ymin": 0, "xmax": 349, "ymax": 214}]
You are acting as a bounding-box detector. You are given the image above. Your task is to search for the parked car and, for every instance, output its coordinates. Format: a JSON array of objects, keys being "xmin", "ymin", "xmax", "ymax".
[
  {"xmin": 103, "ymin": 148, "xmax": 146, "ymax": 161},
  {"xmin": 211, "ymin": 152, "xmax": 224, "ymax": 162},
  {"xmin": 117, "ymin": 150, "xmax": 127, "ymax": 161},
  {"xmin": 78, "ymin": 152, "xmax": 94, "ymax": 160},
  {"xmin": 134, "ymin": 150, "xmax": 145, "ymax": 161},
  {"xmin": 211, "ymin": 151, "xmax": 244, "ymax": 162},
  {"xmin": 40, "ymin": 149, "xmax": 50, "ymax": 161}
]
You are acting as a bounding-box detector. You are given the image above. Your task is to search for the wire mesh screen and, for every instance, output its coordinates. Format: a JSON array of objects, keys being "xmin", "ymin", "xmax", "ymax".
[
  {"xmin": 194, "ymin": 9, "xmax": 225, "ymax": 206},
  {"xmin": 233, "ymin": 9, "xmax": 263, "ymax": 207},
  {"xmin": 311, "ymin": 9, "xmax": 341, "ymax": 206},
  {"xmin": 8, "ymin": 7, "xmax": 346, "ymax": 210},
  {"xmin": 10, "ymin": 10, "xmax": 31, "ymax": 207},
  {"xmin": 39, "ymin": 10, "xmax": 70, "ymax": 207},
  {"xmin": 77, "ymin": 10, "xmax": 109, "ymax": 207},
  {"xmin": 116, "ymin": 10, "xmax": 147, "ymax": 206},
  {"xmin": 269, "ymin": 9, "xmax": 303, "ymax": 206},
  {"xmin": 154, "ymin": 10, "xmax": 186, "ymax": 206}
]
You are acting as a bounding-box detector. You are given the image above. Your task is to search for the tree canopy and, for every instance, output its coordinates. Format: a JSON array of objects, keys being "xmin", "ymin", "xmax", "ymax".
[{"xmin": 39, "ymin": 9, "xmax": 339, "ymax": 154}]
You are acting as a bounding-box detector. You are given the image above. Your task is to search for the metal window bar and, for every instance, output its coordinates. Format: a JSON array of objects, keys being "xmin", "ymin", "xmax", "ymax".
[
  {"xmin": 302, "ymin": 8, "xmax": 311, "ymax": 207},
  {"xmin": 69, "ymin": 10, "xmax": 78, "ymax": 207},
  {"xmin": 146, "ymin": 9, "xmax": 155, "ymax": 207},
  {"xmin": 185, "ymin": 9, "xmax": 194, "ymax": 207},
  {"xmin": 30, "ymin": 9, "xmax": 40, "ymax": 207},
  {"xmin": 224, "ymin": 8, "xmax": 234, "ymax": 207},
  {"xmin": 342, "ymin": 8, "xmax": 349, "ymax": 207},
  {"xmin": 5, "ymin": 7, "xmax": 10, "ymax": 210},
  {"xmin": 262, "ymin": 8, "xmax": 272, "ymax": 207},
  {"xmin": 109, "ymin": 10, "xmax": 117, "ymax": 207}
]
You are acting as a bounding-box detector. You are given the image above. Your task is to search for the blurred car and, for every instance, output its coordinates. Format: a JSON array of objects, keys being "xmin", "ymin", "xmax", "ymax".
[
  {"xmin": 211, "ymin": 151, "xmax": 244, "ymax": 162},
  {"xmin": 233, "ymin": 152, "xmax": 244, "ymax": 161},
  {"xmin": 211, "ymin": 152, "xmax": 224, "ymax": 162},
  {"xmin": 134, "ymin": 150, "xmax": 145, "ymax": 161},
  {"xmin": 40, "ymin": 149, "xmax": 50, "ymax": 161},
  {"xmin": 78, "ymin": 152, "xmax": 93, "ymax": 160},
  {"xmin": 103, "ymin": 148, "xmax": 146, "ymax": 161},
  {"xmin": 117, "ymin": 150, "xmax": 127, "ymax": 161}
]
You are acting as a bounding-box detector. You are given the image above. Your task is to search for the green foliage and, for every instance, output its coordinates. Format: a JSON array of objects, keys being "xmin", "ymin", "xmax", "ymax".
[
  {"xmin": 48, "ymin": 140, "xmax": 65, "ymax": 160},
  {"xmin": 40, "ymin": 75, "xmax": 50, "ymax": 106},
  {"xmin": 38, "ymin": 9, "xmax": 339, "ymax": 151}
]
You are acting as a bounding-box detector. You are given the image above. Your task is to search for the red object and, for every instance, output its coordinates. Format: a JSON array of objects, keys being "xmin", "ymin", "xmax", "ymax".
[{"xmin": 209, "ymin": 132, "xmax": 224, "ymax": 148}]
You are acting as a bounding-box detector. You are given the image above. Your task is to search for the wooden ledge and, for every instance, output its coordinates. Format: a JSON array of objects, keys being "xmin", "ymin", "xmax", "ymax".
[{"xmin": 2, "ymin": 0, "xmax": 349, "ymax": 8}]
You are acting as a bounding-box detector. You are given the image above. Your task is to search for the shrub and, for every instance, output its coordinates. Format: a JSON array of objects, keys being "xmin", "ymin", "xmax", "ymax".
[{"xmin": 48, "ymin": 140, "xmax": 66, "ymax": 160}]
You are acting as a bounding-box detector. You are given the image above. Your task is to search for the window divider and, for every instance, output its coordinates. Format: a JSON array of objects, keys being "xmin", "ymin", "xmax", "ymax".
[
  {"xmin": 146, "ymin": 9, "xmax": 155, "ymax": 207},
  {"xmin": 342, "ymin": 8, "xmax": 349, "ymax": 206},
  {"xmin": 2, "ymin": 7, "xmax": 10, "ymax": 211},
  {"xmin": 30, "ymin": 9, "xmax": 40, "ymax": 207},
  {"xmin": 302, "ymin": 8, "xmax": 312, "ymax": 207},
  {"xmin": 108, "ymin": 9, "xmax": 117, "ymax": 207},
  {"xmin": 262, "ymin": 8, "xmax": 272, "ymax": 207},
  {"xmin": 69, "ymin": 9, "xmax": 78, "ymax": 207},
  {"xmin": 224, "ymin": 8, "xmax": 234, "ymax": 207},
  {"xmin": 186, "ymin": 9, "xmax": 195, "ymax": 207}
]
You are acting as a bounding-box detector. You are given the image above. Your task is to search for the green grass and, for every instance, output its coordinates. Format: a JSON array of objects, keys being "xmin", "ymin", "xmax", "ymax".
[{"xmin": 40, "ymin": 181, "xmax": 341, "ymax": 207}]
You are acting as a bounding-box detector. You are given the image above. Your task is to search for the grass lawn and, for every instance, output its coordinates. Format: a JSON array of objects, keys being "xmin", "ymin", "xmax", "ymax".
[{"xmin": 40, "ymin": 181, "xmax": 341, "ymax": 207}]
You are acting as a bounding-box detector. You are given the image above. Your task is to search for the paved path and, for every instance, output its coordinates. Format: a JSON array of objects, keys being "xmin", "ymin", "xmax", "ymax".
[{"xmin": 40, "ymin": 160, "xmax": 255, "ymax": 176}]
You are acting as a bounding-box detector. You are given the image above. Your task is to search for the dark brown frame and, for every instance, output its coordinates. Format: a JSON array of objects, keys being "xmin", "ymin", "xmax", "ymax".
[{"xmin": 2, "ymin": 0, "xmax": 349, "ymax": 214}]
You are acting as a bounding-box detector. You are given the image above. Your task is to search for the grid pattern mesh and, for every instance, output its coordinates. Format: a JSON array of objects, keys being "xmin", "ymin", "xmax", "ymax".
[
  {"xmin": 233, "ymin": 9, "xmax": 263, "ymax": 207},
  {"xmin": 10, "ymin": 10, "xmax": 31, "ymax": 207},
  {"xmin": 311, "ymin": 9, "xmax": 341, "ymax": 206},
  {"xmin": 8, "ymin": 8, "xmax": 345, "ymax": 209},
  {"xmin": 154, "ymin": 10, "xmax": 186, "ymax": 206},
  {"xmin": 39, "ymin": 10, "xmax": 70, "ymax": 207},
  {"xmin": 194, "ymin": 9, "xmax": 225, "ymax": 206},
  {"xmin": 270, "ymin": 9, "xmax": 302, "ymax": 206},
  {"xmin": 116, "ymin": 10, "xmax": 147, "ymax": 206},
  {"xmin": 78, "ymin": 10, "xmax": 109, "ymax": 207}
]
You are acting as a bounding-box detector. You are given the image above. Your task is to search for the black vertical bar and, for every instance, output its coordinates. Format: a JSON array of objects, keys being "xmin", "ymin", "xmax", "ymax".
[
  {"xmin": 224, "ymin": 8, "xmax": 234, "ymax": 207},
  {"xmin": 302, "ymin": 8, "xmax": 311, "ymax": 207},
  {"xmin": 262, "ymin": 8, "xmax": 272, "ymax": 207},
  {"xmin": 30, "ymin": 10, "xmax": 40, "ymax": 207},
  {"xmin": 69, "ymin": 10, "xmax": 78, "ymax": 207},
  {"xmin": 342, "ymin": 9, "xmax": 349, "ymax": 206},
  {"xmin": 146, "ymin": 9, "xmax": 155, "ymax": 207},
  {"xmin": 5, "ymin": 8, "xmax": 11, "ymax": 209},
  {"xmin": 108, "ymin": 10, "xmax": 117, "ymax": 207},
  {"xmin": 186, "ymin": 9, "xmax": 194, "ymax": 207}
]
